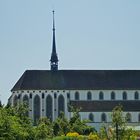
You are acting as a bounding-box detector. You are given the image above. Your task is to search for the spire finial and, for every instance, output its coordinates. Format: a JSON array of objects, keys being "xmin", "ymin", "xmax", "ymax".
[
  {"xmin": 50, "ymin": 10, "xmax": 58, "ymax": 71},
  {"xmin": 52, "ymin": 10, "xmax": 55, "ymax": 31}
]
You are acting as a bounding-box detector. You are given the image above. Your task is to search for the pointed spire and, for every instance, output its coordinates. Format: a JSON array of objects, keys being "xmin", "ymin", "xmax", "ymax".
[{"xmin": 50, "ymin": 10, "xmax": 58, "ymax": 71}]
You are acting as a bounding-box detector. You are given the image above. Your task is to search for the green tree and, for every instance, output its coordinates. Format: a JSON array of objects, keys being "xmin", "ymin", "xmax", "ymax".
[
  {"xmin": 53, "ymin": 112, "xmax": 70, "ymax": 136},
  {"xmin": 69, "ymin": 106, "xmax": 96, "ymax": 135},
  {"xmin": 35, "ymin": 117, "xmax": 54, "ymax": 139},
  {"xmin": 98, "ymin": 105, "xmax": 137, "ymax": 140},
  {"xmin": 0, "ymin": 104, "xmax": 34, "ymax": 140}
]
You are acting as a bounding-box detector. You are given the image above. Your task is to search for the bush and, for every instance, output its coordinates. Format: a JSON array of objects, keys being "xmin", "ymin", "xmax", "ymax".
[
  {"xmin": 88, "ymin": 133, "xmax": 99, "ymax": 140},
  {"xmin": 52, "ymin": 136, "xmax": 76, "ymax": 140},
  {"xmin": 66, "ymin": 132, "xmax": 79, "ymax": 137}
]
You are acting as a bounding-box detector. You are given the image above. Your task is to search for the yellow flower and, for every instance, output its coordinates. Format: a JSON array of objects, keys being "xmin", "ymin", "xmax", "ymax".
[{"xmin": 66, "ymin": 132, "xmax": 79, "ymax": 137}]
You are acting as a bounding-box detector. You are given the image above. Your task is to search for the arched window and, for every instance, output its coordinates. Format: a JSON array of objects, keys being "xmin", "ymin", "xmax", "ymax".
[
  {"xmin": 123, "ymin": 92, "xmax": 127, "ymax": 100},
  {"xmin": 33, "ymin": 95, "xmax": 40, "ymax": 124},
  {"xmin": 99, "ymin": 91, "xmax": 104, "ymax": 100},
  {"xmin": 126, "ymin": 113, "xmax": 131, "ymax": 122},
  {"xmin": 135, "ymin": 91, "xmax": 139, "ymax": 100},
  {"xmin": 58, "ymin": 95, "xmax": 65, "ymax": 117},
  {"xmin": 89, "ymin": 113, "xmax": 94, "ymax": 122},
  {"xmin": 101, "ymin": 113, "xmax": 107, "ymax": 122},
  {"xmin": 138, "ymin": 114, "xmax": 140, "ymax": 122},
  {"xmin": 46, "ymin": 95, "xmax": 53, "ymax": 121},
  {"xmin": 87, "ymin": 92, "xmax": 92, "ymax": 100},
  {"xmin": 13, "ymin": 95, "xmax": 18, "ymax": 106},
  {"xmin": 111, "ymin": 91, "xmax": 115, "ymax": 100},
  {"xmin": 23, "ymin": 95, "xmax": 29, "ymax": 116},
  {"xmin": 23, "ymin": 95, "xmax": 29, "ymax": 105},
  {"xmin": 75, "ymin": 92, "xmax": 79, "ymax": 100}
]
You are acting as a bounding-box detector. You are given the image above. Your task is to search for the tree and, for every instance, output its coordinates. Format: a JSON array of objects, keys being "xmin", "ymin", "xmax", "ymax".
[
  {"xmin": 53, "ymin": 112, "xmax": 70, "ymax": 136},
  {"xmin": 0, "ymin": 104, "xmax": 35, "ymax": 140},
  {"xmin": 69, "ymin": 106, "xmax": 96, "ymax": 135},
  {"xmin": 35, "ymin": 117, "xmax": 54, "ymax": 139},
  {"xmin": 0, "ymin": 100, "xmax": 2, "ymax": 107},
  {"xmin": 98, "ymin": 105, "xmax": 137, "ymax": 140}
]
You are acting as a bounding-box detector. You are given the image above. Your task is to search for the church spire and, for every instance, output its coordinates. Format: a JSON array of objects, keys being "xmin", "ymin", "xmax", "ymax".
[{"xmin": 50, "ymin": 10, "xmax": 58, "ymax": 71}]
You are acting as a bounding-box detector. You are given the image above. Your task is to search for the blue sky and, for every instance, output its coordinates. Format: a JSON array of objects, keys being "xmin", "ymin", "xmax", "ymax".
[{"xmin": 0, "ymin": 0, "xmax": 140, "ymax": 104}]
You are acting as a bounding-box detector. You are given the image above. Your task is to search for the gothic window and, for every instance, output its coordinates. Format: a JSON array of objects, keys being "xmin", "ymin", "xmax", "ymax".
[
  {"xmin": 111, "ymin": 91, "xmax": 115, "ymax": 100},
  {"xmin": 123, "ymin": 92, "xmax": 127, "ymax": 100},
  {"xmin": 46, "ymin": 95, "xmax": 53, "ymax": 121},
  {"xmin": 23, "ymin": 95, "xmax": 29, "ymax": 106},
  {"xmin": 126, "ymin": 113, "xmax": 131, "ymax": 122},
  {"xmin": 75, "ymin": 92, "xmax": 79, "ymax": 100},
  {"xmin": 13, "ymin": 95, "xmax": 18, "ymax": 106},
  {"xmin": 134, "ymin": 91, "xmax": 139, "ymax": 100},
  {"xmin": 33, "ymin": 95, "xmax": 40, "ymax": 124},
  {"xmin": 89, "ymin": 113, "xmax": 94, "ymax": 122},
  {"xmin": 99, "ymin": 91, "xmax": 104, "ymax": 100},
  {"xmin": 58, "ymin": 95, "xmax": 65, "ymax": 117},
  {"xmin": 23, "ymin": 95, "xmax": 29, "ymax": 116},
  {"xmin": 87, "ymin": 92, "xmax": 92, "ymax": 100},
  {"xmin": 101, "ymin": 113, "xmax": 107, "ymax": 122}
]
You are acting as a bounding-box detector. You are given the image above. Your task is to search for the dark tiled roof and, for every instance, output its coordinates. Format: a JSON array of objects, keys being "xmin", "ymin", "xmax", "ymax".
[
  {"xmin": 11, "ymin": 70, "xmax": 140, "ymax": 91},
  {"xmin": 70, "ymin": 100, "xmax": 140, "ymax": 112}
]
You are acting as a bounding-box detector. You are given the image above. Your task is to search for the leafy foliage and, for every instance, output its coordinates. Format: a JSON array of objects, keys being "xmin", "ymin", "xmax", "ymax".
[
  {"xmin": 53, "ymin": 112, "xmax": 70, "ymax": 136},
  {"xmin": 98, "ymin": 105, "xmax": 137, "ymax": 140},
  {"xmin": 0, "ymin": 104, "xmax": 138, "ymax": 140},
  {"xmin": 35, "ymin": 117, "xmax": 54, "ymax": 139},
  {"xmin": 0, "ymin": 103, "xmax": 34, "ymax": 140}
]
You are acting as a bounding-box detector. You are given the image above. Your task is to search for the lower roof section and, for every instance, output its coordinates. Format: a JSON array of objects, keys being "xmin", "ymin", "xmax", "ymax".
[
  {"xmin": 11, "ymin": 70, "xmax": 140, "ymax": 91},
  {"xmin": 69, "ymin": 100, "xmax": 140, "ymax": 112}
]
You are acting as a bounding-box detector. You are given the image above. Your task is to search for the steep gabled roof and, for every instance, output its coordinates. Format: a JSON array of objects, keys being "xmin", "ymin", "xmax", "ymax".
[{"xmin": 11, "ymin": 70, "xmax": 140, "ymax": 91}]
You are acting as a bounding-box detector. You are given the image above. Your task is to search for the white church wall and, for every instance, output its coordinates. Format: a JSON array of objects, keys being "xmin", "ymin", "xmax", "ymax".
[
  {"xmin": 79, "ymin": 111, "xmax": 140, "ymax": 123},
  {"xmin": 68, "ymin": 90, "xmax": 140, "ymax": 101},
  {"xmin": 10, "ymin": 89, "xmax": 140, "ymax": 130}
]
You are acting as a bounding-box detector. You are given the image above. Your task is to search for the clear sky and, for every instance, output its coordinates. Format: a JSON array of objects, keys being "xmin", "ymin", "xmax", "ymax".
[{"xmin": 0, "ymin": 0, "xmax": 140, "ymax": 104}]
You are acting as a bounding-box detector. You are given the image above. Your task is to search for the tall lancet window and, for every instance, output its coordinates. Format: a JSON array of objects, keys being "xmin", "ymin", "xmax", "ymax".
[
  {"xmin": 46, "ymin": 95, "xmax": 53, "ymax": 121},
  {"xmin": 58, "ymin": 95, "xmax": 65, "ymax": 117},
  {"xmin": 23, "ymin": 95, "xmax": 29, "ymax": 116},
  {"xmin": 13, "ymin": 95, "xmax": 18, "ymax": 106},
  {"xmin": 33, "ymin": 95, "xmax": 40, "ymax": 124},
  {"xmin": 23, "ymin": 94, "xmax": 29, "ymax": 105}
]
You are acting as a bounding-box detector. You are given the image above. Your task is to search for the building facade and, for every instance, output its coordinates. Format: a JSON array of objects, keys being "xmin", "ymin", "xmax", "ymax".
[{"xmin": 9, "ymin": 12, "xmax": 140, "ymax": 130}]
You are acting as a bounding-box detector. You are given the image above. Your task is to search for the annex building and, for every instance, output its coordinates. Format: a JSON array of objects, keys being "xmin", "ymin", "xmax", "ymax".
[{"xmin": 9, "ymin": 12, "xmax": 140, "ymax": 129}]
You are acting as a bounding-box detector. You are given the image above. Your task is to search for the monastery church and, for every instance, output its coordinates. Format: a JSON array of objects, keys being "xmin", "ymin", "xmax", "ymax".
[{"xmin": 9, "ymin": 11, "xmax": 140, "ymax": 129}]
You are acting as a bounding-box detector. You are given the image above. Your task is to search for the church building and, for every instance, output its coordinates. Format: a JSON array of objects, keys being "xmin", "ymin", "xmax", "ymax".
[{"xmin": 9, "ymin": 11, "xmax": 140, "ymax": 129}]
